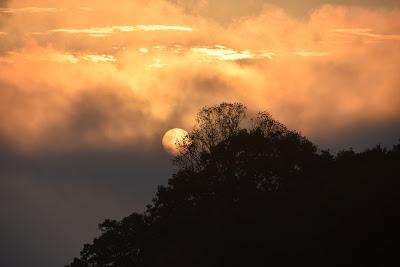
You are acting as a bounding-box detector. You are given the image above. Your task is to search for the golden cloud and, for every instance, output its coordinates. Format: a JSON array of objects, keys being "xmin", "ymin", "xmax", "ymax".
[
  {"xmin": 0, "ymin": 7, "xmax": 61, "ymax": 13},
  {"xmin": 0, "ymin": 1, "xmax": 399, "ymax": 152}
]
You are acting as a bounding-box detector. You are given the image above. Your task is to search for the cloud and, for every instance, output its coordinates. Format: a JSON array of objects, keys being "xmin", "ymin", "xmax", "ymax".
[
  {"xmin": 0, "ymin": 6, "xmax": 93, "ymax": 13},
  {"xmin": 292, "ymin": 51, "xmax": 331, "ymax": 57},
  {"xmin": 191, "ymin": 46, "xmax": 255, "ymax": 61},
  {"xmin": 1, "ymin": 1, "xmax": 400, "ymax": 266},
  {"xmin": 0, "ymin": 49, "xmax": 116, "ymax": 63},
  {"xmin": 170, "ymin": 0, "xmax": 400, "ymax": 21},
  {"xmin": 0, "ymin": 144, "xmax": 172, "ymax": 266},
  {"xmin": 332, "ymin": 28, "xmax": 400, "ymax": 41},
  {"xmin": 0, "ymin": 2, "xmax": 399, "ymax": 153},
  {"xmin": 0, "ymin": 7, "xmax": 61, "ymax": 13},
  {"xmin": 49, "ymin": 25, "xmax": 193, "ymax": 37},
  {"xmin": 190, "ymin": 45, "xmax": 275, "ymax": 61}
]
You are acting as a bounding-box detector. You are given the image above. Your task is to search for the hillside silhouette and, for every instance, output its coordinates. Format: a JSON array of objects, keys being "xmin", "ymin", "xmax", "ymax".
[{"xmin": 67, "ymin": 103, "xmax": 400, "ymax": 267}]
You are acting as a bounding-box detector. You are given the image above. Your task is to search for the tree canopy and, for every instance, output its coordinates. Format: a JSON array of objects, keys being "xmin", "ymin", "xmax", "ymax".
[{"xmin": 68, "ymin": 103, "xmax": 400, "ymax": 267}]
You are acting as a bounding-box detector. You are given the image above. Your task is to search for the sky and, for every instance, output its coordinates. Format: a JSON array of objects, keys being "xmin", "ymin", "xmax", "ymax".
[{"xmin": 0, "ymin": 0, "xmax": 399, "ymax": 266}]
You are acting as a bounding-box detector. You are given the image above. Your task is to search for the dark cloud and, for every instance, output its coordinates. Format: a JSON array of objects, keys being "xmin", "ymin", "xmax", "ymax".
[
  {"xmin": 172, "ymin": 0, "xmax": 400, "ymax": 21},
  {"xmin": 313, "ymin": 119, "xmax": 400, "ymax": 152},
  {"xmin": 0, "ymin": 0, "xmax": 9, "ymax": 8},
  {"xmin": 0, "ymin": 0, "xmax": 9, "ymax": 29},
  {"xmin": 61, "ymin": 87, "xmax": 151, "ymax": 148},
  {"xmin": 266, "ymin": 0, "xmax": 400, "ymax": 16},
  {"xmin": 0, "ymin": 143, "xmax": 173, "ymax": 267}
]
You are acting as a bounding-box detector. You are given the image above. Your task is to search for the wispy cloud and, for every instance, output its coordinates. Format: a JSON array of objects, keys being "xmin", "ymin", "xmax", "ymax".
[
  {"xmin": 77, "ymin": 7, "xmax": 93, "ymax": 11},
  {"xmin": 77, "ymin": 54, "xmax": 116, "ymax": 63},
  {"xmin": 135, "ymin": 25, "xmax": 192, "ymax": 31},
  {"xmin": 191, "ymin": 46, "xmax": 254, "ymax": 61},
  {"xmin": 191, "ymin": 46, "xmax": 274, "ymax": 61},
  {"xmin": 50, "ymin": 25, "xmax": 193, "ymax": 37},
  {"xmin": 0, "ymin": 7, "xmax": 92, "ymax": 13},
  {"xmin": 3, "ymin": 51, "xmax": 116, "ymax": 64},
  {"xmin": 292, "ymin": 51, "xmax": 331, "ymax": 57},
  {"xmin": 332, "ymin": 28, "xmax": 400, "ymax": 41},
  {"xmin": 0, "ymin": 7, "xmax": 60, "ymax": 13}
]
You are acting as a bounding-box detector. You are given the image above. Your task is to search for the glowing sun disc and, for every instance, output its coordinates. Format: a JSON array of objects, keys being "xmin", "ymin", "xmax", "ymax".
[{"xmin": 162, "ymin": 128, "xmax": 188, "ymax": 156}]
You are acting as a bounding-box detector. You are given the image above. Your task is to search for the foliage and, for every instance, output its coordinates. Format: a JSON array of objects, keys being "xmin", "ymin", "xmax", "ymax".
[
  {"xmin": 67, "ymin": 103, "xmax": 400, "ymax": 267},
  {"xmin": 174, "ymin": 102, "xmax": 247, "ymax": 171}
]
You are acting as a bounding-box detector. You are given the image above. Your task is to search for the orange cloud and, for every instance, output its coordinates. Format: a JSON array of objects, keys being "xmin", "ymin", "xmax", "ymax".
[{"xmin": 0, "ymin": 1, "xmax": 399, "ymax": 153}]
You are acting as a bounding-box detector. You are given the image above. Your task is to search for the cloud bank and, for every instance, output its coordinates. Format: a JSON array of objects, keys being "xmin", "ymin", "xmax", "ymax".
[{"xmin": 0, "ymin": 0, "xmax": 399, "ymax": 153}]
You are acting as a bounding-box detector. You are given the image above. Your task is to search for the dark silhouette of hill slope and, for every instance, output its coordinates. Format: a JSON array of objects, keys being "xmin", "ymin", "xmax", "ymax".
[{"xmin": 67, "ymin": 103, "xmax": 400, "ymax": 267}]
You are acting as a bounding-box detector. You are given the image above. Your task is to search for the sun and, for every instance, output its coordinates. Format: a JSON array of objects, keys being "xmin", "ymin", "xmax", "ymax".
[{"xmin": 162, "ymin": 128, "xmax": 188, "ymax": 156}]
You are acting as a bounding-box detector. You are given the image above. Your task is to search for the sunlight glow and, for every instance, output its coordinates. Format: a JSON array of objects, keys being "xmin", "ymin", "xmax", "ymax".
[
  {"xmin": 191, "ymin": 46, "xmax": 254, "ymax": 61},
  {"xmin": 293, "ymin": 51, "xmax": 331, "ymax": 57},
  {"xmin": 50, "ymin": 25, "xmax": 193, "ymax": 37}
]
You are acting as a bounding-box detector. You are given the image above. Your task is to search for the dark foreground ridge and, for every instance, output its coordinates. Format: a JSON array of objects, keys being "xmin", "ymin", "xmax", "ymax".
[{"xmin": 67, "ymin": 103, "xmax": 400, "ymax": 267}]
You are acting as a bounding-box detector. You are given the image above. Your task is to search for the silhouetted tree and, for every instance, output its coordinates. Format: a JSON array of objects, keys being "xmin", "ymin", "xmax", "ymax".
[
  {"xmin": 67, "ymin": 103, "xmax": 400, "ymax": 267},
  {"xmin": 174, "ymin": 102, "xmax": 247, "ymax": 171}
]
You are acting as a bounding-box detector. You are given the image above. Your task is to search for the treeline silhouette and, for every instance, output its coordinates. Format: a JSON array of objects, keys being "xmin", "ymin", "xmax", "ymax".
[{"xmin": 67, "ymin": 103, "xmax": 400, "ymax": 267}]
